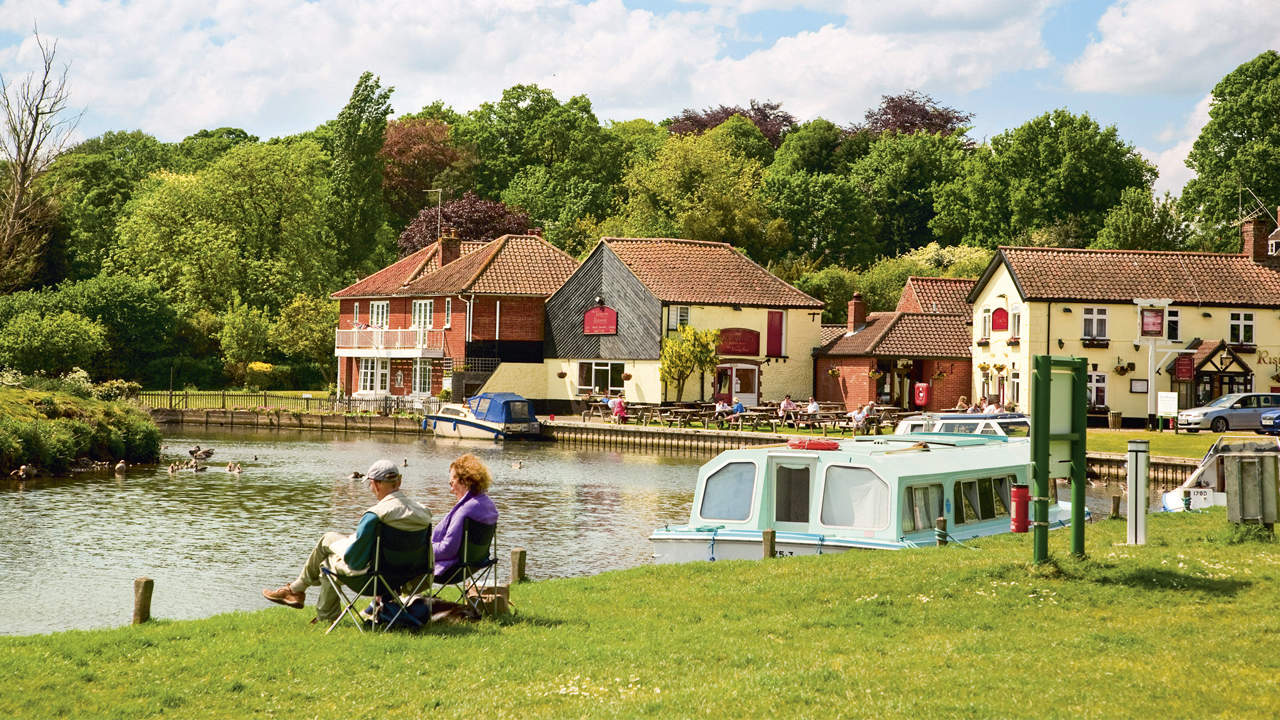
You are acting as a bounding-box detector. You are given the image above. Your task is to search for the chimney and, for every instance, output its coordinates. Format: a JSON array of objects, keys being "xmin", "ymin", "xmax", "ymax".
[
  {"xmin": 1241, "ymin": 213, "xmax": 1276, "ymax": 262},
  {"xmin": 847, "ymin": 293, "xmax": 867, "ymax": 332},
  {"xmin": 439, "ymin": 231, "xmax": 461, "ymax": 267}
]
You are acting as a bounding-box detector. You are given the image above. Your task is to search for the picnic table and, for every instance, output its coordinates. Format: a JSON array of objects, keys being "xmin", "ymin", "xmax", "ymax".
[{"xmin": 656, "ymin": 407, "xmax": 704, "ymax": 428}]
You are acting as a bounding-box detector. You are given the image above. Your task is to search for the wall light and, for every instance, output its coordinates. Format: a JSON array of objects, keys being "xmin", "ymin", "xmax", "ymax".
[
  {"xmin": 1202, "ymin": 311, "xmax": 1212, "ymax": 318},
  {"xmin": 1062, "ymin": 307, "xmax": 1073, "ymax": 313},
  {"xmin": 1057, "ymin": 338, "xmax": 1064, "ymax": 349}
]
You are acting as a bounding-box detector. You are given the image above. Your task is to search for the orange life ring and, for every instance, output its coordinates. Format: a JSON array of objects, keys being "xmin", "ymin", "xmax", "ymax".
[{"xmin": 787, "ymin": 437, "xmax": 841, "ymax": 451}]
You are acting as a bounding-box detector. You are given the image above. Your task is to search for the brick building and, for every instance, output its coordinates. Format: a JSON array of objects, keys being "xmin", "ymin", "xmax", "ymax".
[
  {"xmin": 331, "ymin": 234, "xmax": 579, "ymax": 400},
  {"xmin": 814, "ymin": 277, "xmax": 975, "ymax": 411}
]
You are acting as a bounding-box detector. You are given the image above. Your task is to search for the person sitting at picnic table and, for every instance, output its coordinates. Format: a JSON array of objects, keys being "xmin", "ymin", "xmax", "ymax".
[
  {"xmin": 713, "ymin": 399, "xmax": 732, "ymax": 417},
  {"xmin": 722, "ymin": 397, "xmax": 748, "ymax": 427},
  {"xmin": 805, "ymin": 396, "xmax": 821, "ymax": 414},
  {"xmin": 612, "ymin": 398, "xmax": 628, "ymax": 423},
  {"xmin": 847, "ymin": 402, "xmax": 874, "ymax": 432},
  {"xmin": 778, "ymin": 394, "xmax": 798, "ymax": 417},
  {"xmin": 433, "ymin": 453, "xmax": 499, "ymax": 579},
  {"xmin": 954, "ymin": 395, "xmax": 969, "ymax": 411}
]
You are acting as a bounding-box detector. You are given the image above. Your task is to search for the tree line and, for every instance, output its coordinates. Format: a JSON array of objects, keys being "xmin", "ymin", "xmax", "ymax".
[{"xmin": 2, "ymin": 35, "xmax": 1278, "ymax": 388}]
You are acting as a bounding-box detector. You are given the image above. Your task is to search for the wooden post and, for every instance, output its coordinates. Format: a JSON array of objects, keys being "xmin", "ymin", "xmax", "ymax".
[
  {"xmin": 510, "ymin": 547, "xmax": 527, "ymax": 583},
  {"xmin": 935, "ymin": 517, "xmax": 948, "ymax": 546},
  {"xmin": 133, "ymin": 577, "xmax": 154, "ymax": 625},
  {"xmin": 1110, "ymin": 494, "xmax": 1122, "ymax": 519},
  {"xmin": 221, "ymin": 390, "xmax": 226, "ymax": 409},
  {"xmin": 762, "ymin": 528, "xmax": 776, "ymax": 559}
]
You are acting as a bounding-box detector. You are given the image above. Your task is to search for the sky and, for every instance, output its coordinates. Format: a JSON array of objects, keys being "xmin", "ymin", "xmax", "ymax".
[{"xmin": 0, "ymin": 0, "xmax": 1276, "ymax": 196}]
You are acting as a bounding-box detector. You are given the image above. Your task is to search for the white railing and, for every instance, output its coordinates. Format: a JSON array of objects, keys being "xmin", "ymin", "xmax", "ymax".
[{"xmin": 335, "ymin": 328, "xmax": 445, "ymax": 351}]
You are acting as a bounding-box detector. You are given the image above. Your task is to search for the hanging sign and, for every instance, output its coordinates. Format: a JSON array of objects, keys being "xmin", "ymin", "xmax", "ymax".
[
  {"xmin": 1140, "ymin": 308, "xmax": 1165, "ymax": 337},
  {"xmin": 991, "ymin": 308, "xmax": 1009, "ymax": 331},
  {"xmin": 583, "ymin": 306, "xmax": 617, "ymax": 335},
  {"xmin": 1173, "ymin": 354, "xmax": 1195, "ymax": 381},
  {"xmin": 717, "ymin": 328, "xmax": 760, "ymax": 356}
]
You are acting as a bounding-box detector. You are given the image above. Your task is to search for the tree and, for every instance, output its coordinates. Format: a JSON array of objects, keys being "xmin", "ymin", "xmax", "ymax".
[
  {"xmin": 378, "ymin": 116, "xmax": 475, "ymax": 226},
  {"xmin": 666, "ymin": 99, "xmax": 796, "ymax": 148},
  {"xmin": 171, "ymin": 127, "xmax": 258, "ymax": 172},
  {"xmin": 397, "ymin": 191, "xmax": 532, "ymax": 254},
  {"xmin": 660, "ymin": 325, "xmax": 720, "ymax": 401},
  {"xmin": 55, "ymin": 274, "xmax": 178, "ymax": 381},
  {"xmin": 605, "ymin": 118, "xmax": 669, "ymax": 171},
  {"xmin": 705, "ymin": 115, "xmax": 774, "ymax": 165},
  {"xmin": 768, "ymin": 118, "xmax": 871, "ymax": 177},
  {"xmin": 219, "ymin": 300, "xmax": 272, "ymax": 385},
  {"xmin": 327, "ymin": 72, "xmax": 394, "ymax": 265},
  {"xmin": 1092, "ymin": 188, "xmax": 1194, "ymax": 251},
  {"xmin": 1181, "ymin": 51, "xmax": 1280, "ymax": 250},
  {"xmin": 862, "ymin": 91, "xmax": 973, "ymax": 136},
  {"xmin": 850, "ymin": 130, "xmax": 967, "ymax": 257},
  {"xmin": 762, "ymin": 171, "xmax": 878, "ymax": 266},
  {"xmin": 269, "ymin": 294, "xmax": 340, "ymax": 383},
  {"xmin": 0, "ymin": 32, "xmax": 80, "ymax": 291},
  {"xmin": 795, "ymin": 265, "xmax": 859, "ymax": 324},
  {"xmin": 0, "ymin": 309, "xmax": 106, "ymax": 375},
  {"xmin": 931, "ymin": 109, "xmax": 1156, "ymax": 248}
]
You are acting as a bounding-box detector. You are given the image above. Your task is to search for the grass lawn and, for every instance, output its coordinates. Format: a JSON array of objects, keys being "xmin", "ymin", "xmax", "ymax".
[{"xmin": 2, "ymin": 510, "xmax": 1277, "ymax": 718}]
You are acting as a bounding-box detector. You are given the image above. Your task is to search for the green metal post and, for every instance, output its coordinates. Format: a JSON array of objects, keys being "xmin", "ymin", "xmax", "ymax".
[
  {"xmin": 1031, "ymin": 355, "xmax": 1051, "ymax": 564},
  {"xmin": 1070, "ymin": 358, "xmax": 1087, "ymax": 558}
]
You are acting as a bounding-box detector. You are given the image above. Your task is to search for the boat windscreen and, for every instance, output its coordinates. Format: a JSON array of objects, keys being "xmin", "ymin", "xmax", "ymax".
[
  {"xmin": 1209, "ymin": 438, "xmax": 1280, "ymax": 456},
  {"xmin": 506, "ymin": 400, "xmax": 533, "ymax": 422}
]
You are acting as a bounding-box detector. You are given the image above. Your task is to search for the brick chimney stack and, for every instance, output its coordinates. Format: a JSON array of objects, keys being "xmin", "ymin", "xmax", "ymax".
[
  {"xmin": 1241, "ymin": 213, "xmax": 1276, "ymax": 262},
  {"xmin": 439, "ymin": 230, "xmax": 461, "ymax": 267},
  {"xmin": 847, "ymin": 293, "xmax": 867, "ymax": 332}
]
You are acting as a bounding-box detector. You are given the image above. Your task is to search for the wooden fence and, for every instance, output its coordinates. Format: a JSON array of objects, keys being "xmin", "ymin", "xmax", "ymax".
[{"xmin": 137, "ymin": 391, "xmax": 438, "ymax": 415}]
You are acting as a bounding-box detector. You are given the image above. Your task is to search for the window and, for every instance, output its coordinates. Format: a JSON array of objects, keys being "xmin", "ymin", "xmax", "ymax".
[
  {"xmin": 1010, "ymin": 371, "xmax": 1021, "ymax": 406},
  {"xmin": 443, "ymin": 298, "xmax": 452, "ymax": 329},
  {"xmin": 1083, "ymin": 307, "xmax": 1107, "ymax": 339},
  {"xmin": 358, "ymin": 358, "xmax": 389, "ymax": 393},
  {"xmin": 936, "ymin": 421, "xmax": 981, "ymax": 434},
  {"xmin": 412, "ymin": 359, "xmax": 432, "ymax": 394},
  {"xmin": 1166, "ymin": 309, "xmax": 1179, "ymax": 342},
  {"xmin": 1011, "ymin": 311, "xmax": 1022, "ymax": 339},
  {"xmin": 577, "ymin": 361, "xmax": 625, "ymax": 395},
  {"xmin": 775, "ymin": 465, "xmax": 810, "ymax": 523},
  {"xmin": 902, "ymin": 483, "xmax": 944, "ymax": 533},
  {"xmin": 699, "ymin": 462, "xmax": 756, "ymax": 521},
  {"xmin": 1002, "ymin": 421, "xmax": 1030, "ymax": 437},
  {"xmin": 369, "ymin": 301, "xmax": 389, "ymax": 329},
  {"xmin": 353, "ymin": 302, "xmax": 360, "ymax": 325},
  {"xmin": 821, "ymin": 467, "xmax": 890, "ymax": 530},
  {"xmin": 954, "ymin": 477, "xmax": 1011, "ymax": 524},
  {"xmin": 668, "ymin": 305, "xmax": 690, "ymax": 331},
  {"xmin": 412, "ymin": 300, "xmax": 434, "ymax": 330},
  {"xmin": 1087, "ymin": 372, "xmax": 1107, "ymax": 407},
  {"xmin": 1230, "ymin": 311, "xmax": 1254, "ymax": 345},
  {"xmin": 981, "ymin": 308, "xmax": 992, "ymax": 338}
]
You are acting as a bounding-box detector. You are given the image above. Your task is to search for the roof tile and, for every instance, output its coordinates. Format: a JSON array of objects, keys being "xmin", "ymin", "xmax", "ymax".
[
  {"xmin": 818, "ymin": 312, "xmax": 970, "ymax": 358},
  {"xmin": 900, "ymin": 276, "xmax": 975, "ymax": 315},
  {"xmin": 401, "ymin": 235, "xmax": 579, "ymax": 296}
]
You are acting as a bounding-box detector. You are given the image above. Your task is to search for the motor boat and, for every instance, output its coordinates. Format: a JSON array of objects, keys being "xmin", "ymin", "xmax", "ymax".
[{"xmin": 424, "ymin": 392, "xmax": 541, "ymax": 440}]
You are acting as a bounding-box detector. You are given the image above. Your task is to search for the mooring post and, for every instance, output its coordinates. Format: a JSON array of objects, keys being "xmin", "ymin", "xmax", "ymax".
[
  {"xmin": 510, "ymin": 547, "xmax": 527, "ymax": 583},
  {"xmin": 762, "ymin": 528, "xmax": 776, "ymax": 559},
  {"xmin": 133, "ymin": 577, "xmax": 154, "ymax": 625},
  {"xmin": 935, "ymin": 517, "xmax": 948, "ymax": 546},
  {"xmin": 1110, "ymin": 494, "xmax": 1122, "ymax": 519},
  {"xmin": 1126, "ymin": 439, "xmax": 1149, "ymax": 545}
]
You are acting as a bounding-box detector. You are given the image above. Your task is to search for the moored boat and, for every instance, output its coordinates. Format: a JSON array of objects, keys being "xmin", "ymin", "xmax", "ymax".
[
  {"xmin": 1160, "ymin": 435, "xmax": 1280, "ymax": 511},
  {"xmin": 424, "ymin": 392, "xmax": 541, "ymax": 440},
  {"xmin": 650, "ymin": 433, "xmax": 1076, "ymax": 563}
]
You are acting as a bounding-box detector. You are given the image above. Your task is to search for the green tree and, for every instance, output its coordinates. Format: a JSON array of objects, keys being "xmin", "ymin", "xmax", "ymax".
[
  {"xmin": 1092, "ymin": 188, "xmax": 1194, "ymax": 251},
  {"xmin": 768, "ymin": 118, "xmax": 870, "ymax": 177},
  {"xmin": 706, "ymin": 115, "xmax": 774, "ymax": 165},
  {"xmin": 605, "ymin": 118, "xmax": 669, "ymax": 171},
  {"xmin": 851, "ymin": 130, "xmax": 967, "ymax": 257},
  {"xmin": 219, "ymin": 300, "xmax": 272, "ymax": 385},
  {"xmin": 795, "ymin": 265, "xmax": 859, "ymax": 324},
  {"xmin": 269, "ymin": 294, "xmax": 340, "ymax": 383},
  {"xmin": 931, "ymin": 109, "xmax": 1155, "ymax": 248},
  {"xmin": 660, "ymin": 325, "xmax": 720, "ymax": 401},
  {"xmin": 327, "ymin": 72, "xmax": 394, "ymax": 265},
  {"xmin": 0, "ymin": 310, "xmax": 107, "ymax": 375},
  {"xmin": 1181, "ymin": 51, "xmax": 1280, "ymax": 250},
  {"xmin": 171, "ymin": 127, "xmax": 258, "ymax": 172},
  {"xmin": 762, "ymin": 171, "xmax": 877, "ymax": 266}
]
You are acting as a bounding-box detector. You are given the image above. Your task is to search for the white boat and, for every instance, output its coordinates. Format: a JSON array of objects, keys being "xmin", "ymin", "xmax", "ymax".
[
  {"xmin": 650, "ymin": 434, "xmax": 1077, "ymax": 563},
  {"xmin": 424, "ymin": 392, "xmax": 541, "ymax": 440},
  {"xmin": 1160, "ymin": 435, "xmax": 1280, "ymax": 511}
]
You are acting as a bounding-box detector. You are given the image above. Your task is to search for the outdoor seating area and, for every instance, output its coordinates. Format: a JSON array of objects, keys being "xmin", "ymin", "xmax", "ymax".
[{"xmin": 573, "ymin": 398, "xmax": 909, "ymax": 436}]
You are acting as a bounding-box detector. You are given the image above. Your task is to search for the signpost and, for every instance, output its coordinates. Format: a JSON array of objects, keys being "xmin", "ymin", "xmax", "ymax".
[{"xmin": 1031, "ymin": 355, "xmax": 1087, "ymax": 563}]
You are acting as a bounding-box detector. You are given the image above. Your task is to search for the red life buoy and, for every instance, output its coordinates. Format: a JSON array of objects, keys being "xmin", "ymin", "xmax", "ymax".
[{"xmin": 787, "ymin": 437, "xmax": 841, "ymax": 451}]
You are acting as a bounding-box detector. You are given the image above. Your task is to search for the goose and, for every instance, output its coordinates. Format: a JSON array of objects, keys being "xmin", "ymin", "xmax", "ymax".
[
  {"xmin": 193, "ymin": 464, "xmax": 208, "ymax": 472},
  {"xmin": 168, "ymin": 463, "xmax": 178, "ymax": 475},
  {"xmin": 347, "ymin": 471, "xmax": 364, "ymax": 480},
  {"xmin": 114, "ymin": 460, "xmax": 127, "ymax": 473},
  {"xmin": 188, "ymin": 445, "xmax": 215, "ymax": 460}
]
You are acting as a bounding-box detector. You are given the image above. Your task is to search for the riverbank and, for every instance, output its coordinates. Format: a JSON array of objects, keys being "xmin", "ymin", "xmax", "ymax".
[
  {"xmin": 2, "ymin": 509, "xmax": 1275, "ymax": 718},
  {"xmin": 0, "ymin": 387, "xmax": 160, "ymax": 474}
]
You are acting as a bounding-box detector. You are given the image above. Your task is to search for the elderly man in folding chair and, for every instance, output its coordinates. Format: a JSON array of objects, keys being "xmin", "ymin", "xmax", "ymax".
[{"xmin": 262, "ymin": 459, "xmax": 432, "ymax": 627}]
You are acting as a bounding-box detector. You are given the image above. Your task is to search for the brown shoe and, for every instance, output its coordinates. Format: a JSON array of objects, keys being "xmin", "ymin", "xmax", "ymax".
[{"xmin": 262, "ymin": 584, "xmax": 305, "ymax": 609}]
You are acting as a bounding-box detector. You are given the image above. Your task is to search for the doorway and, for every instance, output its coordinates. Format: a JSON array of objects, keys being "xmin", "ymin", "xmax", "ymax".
[
  {"xmin": 715, "ymin": 363, "xmax": 758, "ymax": 406},
  {"xmin": 771, "ymin": 459, "xmax": 815, "ymax": 532}
]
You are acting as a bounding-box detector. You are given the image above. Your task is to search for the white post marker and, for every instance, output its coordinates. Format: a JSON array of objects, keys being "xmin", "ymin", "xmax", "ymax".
[{"xmin": 1126, "ymin": 440, "xmax": 1149, "ymax": 545}]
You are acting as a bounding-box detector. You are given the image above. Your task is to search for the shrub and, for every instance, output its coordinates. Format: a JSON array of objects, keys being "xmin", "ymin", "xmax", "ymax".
[
  {"xmin": 119, "ymin": 414, "xmax": 161, "ymax": 463},
  {"xmin": 92, "ymin": 379, "xmax": 142, "ymax": 401},
  {"xmin": 0, "ymin": 310, "xmax": 109, "ymax": 376}
]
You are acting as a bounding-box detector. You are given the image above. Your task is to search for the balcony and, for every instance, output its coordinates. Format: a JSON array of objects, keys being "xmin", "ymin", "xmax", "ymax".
[{"xmin": 334, "ymin": 328, "xmax": 446, "ymax": 358}]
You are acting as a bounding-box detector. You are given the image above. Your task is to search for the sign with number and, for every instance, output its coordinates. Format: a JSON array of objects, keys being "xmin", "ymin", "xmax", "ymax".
[
  {"xmin": 583, "ymin": 306, "xmax": 617, "ymax": 335},
  {"xmin": 1140, "ymin": 308, "xmax": 1164, "ymax": 337}
]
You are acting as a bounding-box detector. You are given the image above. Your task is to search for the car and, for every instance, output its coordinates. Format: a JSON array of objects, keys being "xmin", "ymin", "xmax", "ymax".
[
  {"xmin": 1176, "ymin": 392, "xmax": 1280, "ymax": 433},
  {"xmin": 894, "ymin": 412, "xmax": 1030, "ymax": 437},
  {"xmin": 1259, "ymin": 409, "xmax": 1280, "ymax": 435}
]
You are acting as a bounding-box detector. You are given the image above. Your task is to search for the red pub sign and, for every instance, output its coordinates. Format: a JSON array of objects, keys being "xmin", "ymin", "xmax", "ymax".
[
  {"xmin": 583, "ymin": 306, "xmax": 617, "ymax": 335},
  {"xmin": 1173, "ymin": 354, "xmax": 1195, "ymax": 381},
  {"xmin": 1140, "ymin": 308, "xmax": 1165, "ymax": 337},
  {"xmin": 717, "ymin": 328, "xmax": 760, "ymax": 356}
]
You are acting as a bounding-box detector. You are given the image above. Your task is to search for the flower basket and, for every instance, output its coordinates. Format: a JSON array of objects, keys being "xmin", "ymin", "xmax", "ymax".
[
  {"xmin": 933, "ymin": 371, "xmax": 946, "ymax": 380},
  {"xmin": 977, "ymin": 363, "xmax": 991, "ymax": 372},
  {"xmin": 1114, "ymin": 366, "xmax": 1128, "ymax": 376},
  {"xmin": 993, "ymin": 364, "xmax": 1006, "ymax": 373},
  {"xmin": 827, "ymin": 368, "xmax": 840, "ymax": 378},
  {"xmin": 556, "ymin": 371, "xmax": 567, "ymax": 379},
  {"xmin": 621, "ymin": 372, "xmax": 633, "ymax": 381},
  {"xmin": 1271, "ymin": 372, "xmax": 1280, "ymax": 384},
  {"xmin": 868, "ymin": 370, "xmax": 883, "ymax": 380}
]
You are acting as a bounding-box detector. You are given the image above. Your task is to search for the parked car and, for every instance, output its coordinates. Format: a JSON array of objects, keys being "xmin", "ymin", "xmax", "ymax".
[
  {"xmin": 1176, "ymin": 393, "xmax": 1280, "ymax": 433},
  {"xmin": 1258, "ymin": 409, "xmax": 1280, "ymax": 435},
  {"xmin": 894, "ymin": 412, "xmax": 1030, "ymax": 437}
]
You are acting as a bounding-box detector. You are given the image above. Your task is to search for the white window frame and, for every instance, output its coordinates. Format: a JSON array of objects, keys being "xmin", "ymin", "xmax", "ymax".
[
  {"xmin": 1230, "ymin": 311, "xmax": 1255, "ymax": 345},
  {"xmin": 577, "ymin": 360, "xmax": 625, "ymax": 395},
  {"xmin": 358, "ymin": 358, "xmax": 389, "ymax": 393},
  {"xmin": 1010, "ymin": 310, "xmax": 1022, "ymax": 339},
  {"xmin": 412, "ymin": 358, "xmax": 432, "ymax": 395},
  {"xmin": 981, "ymin": 308, "xmax": 992, "ymax": 338},
  {"xmin": 443, "ymin": 298, "xmax": 452, "ymax": 329},
  {"xmin": 668, "ymin": 305, "xmax": 690, "ymax": 331},
  {"xmin": 1165, "ymin": 308, "xmax": 1179, "ymax": 342},
  {"xmin": 353, "ymin": 302, "xmax": 360, "ymax": 325},
  {"xmin": 1087, "ymin": 372, "xmax": 1107, "ymax": 407},
  {"xmin": 1010, "ymin": 371, "xmax": 1021, "ymax": 405},
  {"xmin": 412, "ymin": 299, "xmax": 434, "ymax": 330},
  {"xmin": 369, "ymin": 301, "xmax": 390, "ymax": 329},
  {"xmin": 1083, "ymin": 307, "xmax": 1108, "ymax": 339},
  {"xmin": 377, "ymin": 358, "xmax": 389, "ymax": 392}
]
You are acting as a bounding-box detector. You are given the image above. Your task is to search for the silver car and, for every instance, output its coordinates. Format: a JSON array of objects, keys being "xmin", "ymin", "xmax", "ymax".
[{"xmin": 1177, "ymin": 393, "xmax": 1280, "ymax": 432}]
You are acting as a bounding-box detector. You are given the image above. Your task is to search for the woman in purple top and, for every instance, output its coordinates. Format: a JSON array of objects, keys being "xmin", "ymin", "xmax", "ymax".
[{"xmin": 432, "ymin": 453, "xmax": 499, "ymax": 578}]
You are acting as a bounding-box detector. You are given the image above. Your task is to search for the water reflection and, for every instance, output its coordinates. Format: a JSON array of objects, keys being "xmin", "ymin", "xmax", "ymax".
[{"xmin": 0, "ymin": 428, "xmax": 698, "ymax": 636}]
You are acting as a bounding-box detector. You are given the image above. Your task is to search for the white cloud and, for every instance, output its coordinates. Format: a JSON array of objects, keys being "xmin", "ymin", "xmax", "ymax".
[
  {"xmin": 1065, "ymin": 0, "xmax": 1280, "ymax": 93},
  {"xmin": 1139, "ymin": 92, "xmax": 1210, "ymax": 196}
]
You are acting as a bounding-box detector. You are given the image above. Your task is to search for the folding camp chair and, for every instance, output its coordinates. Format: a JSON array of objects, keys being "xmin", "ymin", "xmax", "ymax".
[
  {"xmin": 320, "ymin": 523, "xmax": 432, "ymax": 634},
  {"xmin": 430, "ymin": 518, "xmax": 497, "ymax": 616}
]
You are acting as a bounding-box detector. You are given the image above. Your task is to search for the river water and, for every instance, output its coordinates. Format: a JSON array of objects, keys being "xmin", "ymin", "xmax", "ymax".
[{"xmin": 0, "ymin": 428, "xmax": 700, "ymax": 636}]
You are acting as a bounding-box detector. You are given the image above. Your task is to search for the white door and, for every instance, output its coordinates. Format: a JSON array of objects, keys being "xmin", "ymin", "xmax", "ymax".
[{"xmin": 730, "ymin": 365, "xmax": 758, "ymax": 406}]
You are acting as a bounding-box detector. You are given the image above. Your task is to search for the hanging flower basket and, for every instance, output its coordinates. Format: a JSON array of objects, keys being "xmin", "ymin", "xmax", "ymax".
[
  {"xmin": 827, "ymin": 368, "xmax": 841, "ymax": 378},
  {"xmin": 621, "ymin": 372, "xmax": 633, "ymax": 381},
  {"xmin": 977, "ymin": 363, "xmax": 991, "ymax": 372},
  {"xmin": 868, "ymin": 370, "xmax": 883, "ymax": 380},
  {"xmin": 993, "ymin": 363, "xmax": 1006, "ymax": 373},
  {"xmin": 556, "ymin": 371, "xmax": 568, "ymax": 379},
  {"xmin": 1114, "ymin": 365, "xmax": 1128, "ymax": 376},
  {"xmin": 933, "ymin": 371, "xmax": 946, "ymax": 380}
]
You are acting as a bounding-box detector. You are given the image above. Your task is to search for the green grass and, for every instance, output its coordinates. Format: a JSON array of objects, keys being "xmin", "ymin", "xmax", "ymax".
[
  {"xmin": 3, "ymin": 510, "xmax": 1278, "ymax": 718},
  {"xmin": 1083, "ymin": 429, "xmax": 1220, "ymax": 458}
]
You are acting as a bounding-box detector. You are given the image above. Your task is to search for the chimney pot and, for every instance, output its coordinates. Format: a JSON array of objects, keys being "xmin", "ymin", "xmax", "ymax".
[
  {"xmin": 439, "ymin": 235, "xmax": 461, "ymax": 267},
  {"xmin": 1241, "ymin": 214, "xmax": 1276, "ymax": 262},
  {"xmin": 847, "ymin": 293, "xmax": 867, "ymax": 332}
]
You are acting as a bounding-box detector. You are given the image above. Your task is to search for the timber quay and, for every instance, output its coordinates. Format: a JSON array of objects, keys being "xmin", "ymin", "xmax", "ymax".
[{"xmin": 147, "ymin": 408, "xmax": 1198, "ymax": 481}]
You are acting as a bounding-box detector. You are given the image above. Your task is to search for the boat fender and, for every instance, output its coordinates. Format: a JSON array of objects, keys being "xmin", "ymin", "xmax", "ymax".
[{"xmin": 787, "ymin": 437, "xmax": 841, "ymax": 451}]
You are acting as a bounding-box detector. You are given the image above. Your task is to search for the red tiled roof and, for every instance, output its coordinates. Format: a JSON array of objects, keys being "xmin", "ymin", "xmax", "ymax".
[
  {"xmin": 820, "ymin": 324, "xmax": 846, "ymax": 345},
  {"xmin": 817, "ymin": 312, "xmax": 970, "ymax": 359},
  {"xmin": 331, "ymin": 244, "xmax": 439, "ymax": 298},
  {"xmin": 993, "ymin": 246, "xmax": 1280, "ymax": 306},
  {"xmin": 603, "ymin": 237, "xmax": 823, "ymax": 308},
  {"xmin": 900, "ymin": 276, "xmax": 975, "ymax": 315},
  {"xmin": 401, "ymin": 235, "xmax": 578, "ymax": 297}
]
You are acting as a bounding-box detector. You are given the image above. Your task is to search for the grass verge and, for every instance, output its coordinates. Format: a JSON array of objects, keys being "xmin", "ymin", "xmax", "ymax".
[
  {"xmin": 0, "ymin": 387, "xmax": 160, "ymax": 474},
  {"xmin": 2, "ymin": 509, "xmax": 1277, "ymax": 718}
]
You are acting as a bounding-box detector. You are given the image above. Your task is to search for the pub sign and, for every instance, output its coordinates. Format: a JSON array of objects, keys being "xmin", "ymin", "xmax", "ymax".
[
  {"xmin": 718, "ymin": 328, "xmax": 760, "ymax": 356},
  {"xmin": 583, "ymin": 306, "xmax": 617, "ymax": 335},
  {"xmin": 1140, "ymin": 308, "xmax": 1164, "ymax": 338},
  {"xmin": 1173, "ymin": 354, "xmax": 1195, "ymax": 381}
]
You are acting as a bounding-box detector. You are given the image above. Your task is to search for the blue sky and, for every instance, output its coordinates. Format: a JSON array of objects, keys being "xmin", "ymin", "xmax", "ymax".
[{"xmin": 1, "ymin": 0, "xmax": 1276, "ymax": 194}]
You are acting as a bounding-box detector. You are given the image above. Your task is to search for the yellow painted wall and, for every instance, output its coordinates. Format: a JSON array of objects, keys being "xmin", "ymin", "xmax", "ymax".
[
  {"xmin": 483, "ymin": 359, "xmax": 664, "ymax": 403},
  {"xmin": 970, "ymin": 265, "xmax": 1033, "ymax": 411}
]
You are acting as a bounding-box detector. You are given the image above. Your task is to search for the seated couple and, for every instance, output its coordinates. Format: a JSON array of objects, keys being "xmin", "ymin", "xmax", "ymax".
[{"xmin": 262, "ymin": 453, "xmax": 498, "ymax": 626}]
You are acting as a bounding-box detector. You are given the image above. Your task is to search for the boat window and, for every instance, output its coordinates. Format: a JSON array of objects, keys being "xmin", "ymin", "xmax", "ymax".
[
  {"xmin": 902, "ymin": 483, "xmax": 944, "ymax": 533},
  {"xmin": 1002, "ymin": 421, "xmax": 1030, "ymax": 437},
  {"xmin": 441, "ymin": 407, "xmax": 463, "ymax": 417},
  {"xmin": 936, "ymin": 421, "xmax": 979, "ymax": 434},
  {"xmin": 775, "ymin": 465, "xmax": 810, "ymax": 523},
  {"xmin": 699, "ymin": 462, "xmax": 755, "ymax": 521},
  {"xmin": 975, "ymin": 422, "xmax": 1001, "ymax": 436},
  {"xmin": 821, "ymin": 466, "xmax": 889, "ymax": 530},
  {"xmin": 506, "ymin": 400, "xmax": 532, "ymax": 421},
  {"xmin": 473, "ymin": 398, "xmax": 490, "ymax": 417},
  {"xmin": 954, "ymin": 478, "xmax": 1011, "ymax": 524}
]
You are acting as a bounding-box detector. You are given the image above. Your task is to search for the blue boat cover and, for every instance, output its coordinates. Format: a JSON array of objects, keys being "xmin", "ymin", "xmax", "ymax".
[{"xmin": 466, "ymin": 392, "xmax": 536, "ymax": 424}]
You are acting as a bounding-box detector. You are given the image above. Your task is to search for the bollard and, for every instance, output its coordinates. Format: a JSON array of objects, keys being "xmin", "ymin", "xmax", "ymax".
[
  {"xmin": 510, "ymin": 547, "xmax": 527, "ymax": 584},
  {"xmin": 133, "ymin": 577, "xmax": 154, "ymax": 625},
  {"xmin": 935, "ymin": 517, "xmax": 947, "ymax": 546},
  {"xmin": 1126, "ymin": 440, "xmax": 1149, "ymax": 545},
  {"xmin": 1110, "ymin": 495, "xmax": 1121, "ymax": 519},
  {"xmin": 762, "ymin": 529, "xmax": 776, "ymax": 559}
]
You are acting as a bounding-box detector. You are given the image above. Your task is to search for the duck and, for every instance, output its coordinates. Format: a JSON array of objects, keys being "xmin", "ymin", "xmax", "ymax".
[
  {"xmin": 188, "ymin": 445, "xmax": 215, "ymax": 460},
  {"xmin": 168, "ymin": 463, "xmax": 178, "ymax": 475},
  {"xmin": 510, "ymin": 461, "xmax": 523, "ymax": 469},
  {"xmin": 226, "ymin": 462, "xmax": 241, "ymax": 474},
  {"xmin": 193, "ymin": 464, "xmax": 208, "ymax": 472},
  {"xmin": 402, "ymin": 458, "xmax": 409, "ymax": 467},
  {"xmin": 114, "ymin": 460, "xmax": 127, "ymax": 473},
  {"xmin": 347, "ymin": 471, "xmax": 364, "ymax": 481}
]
